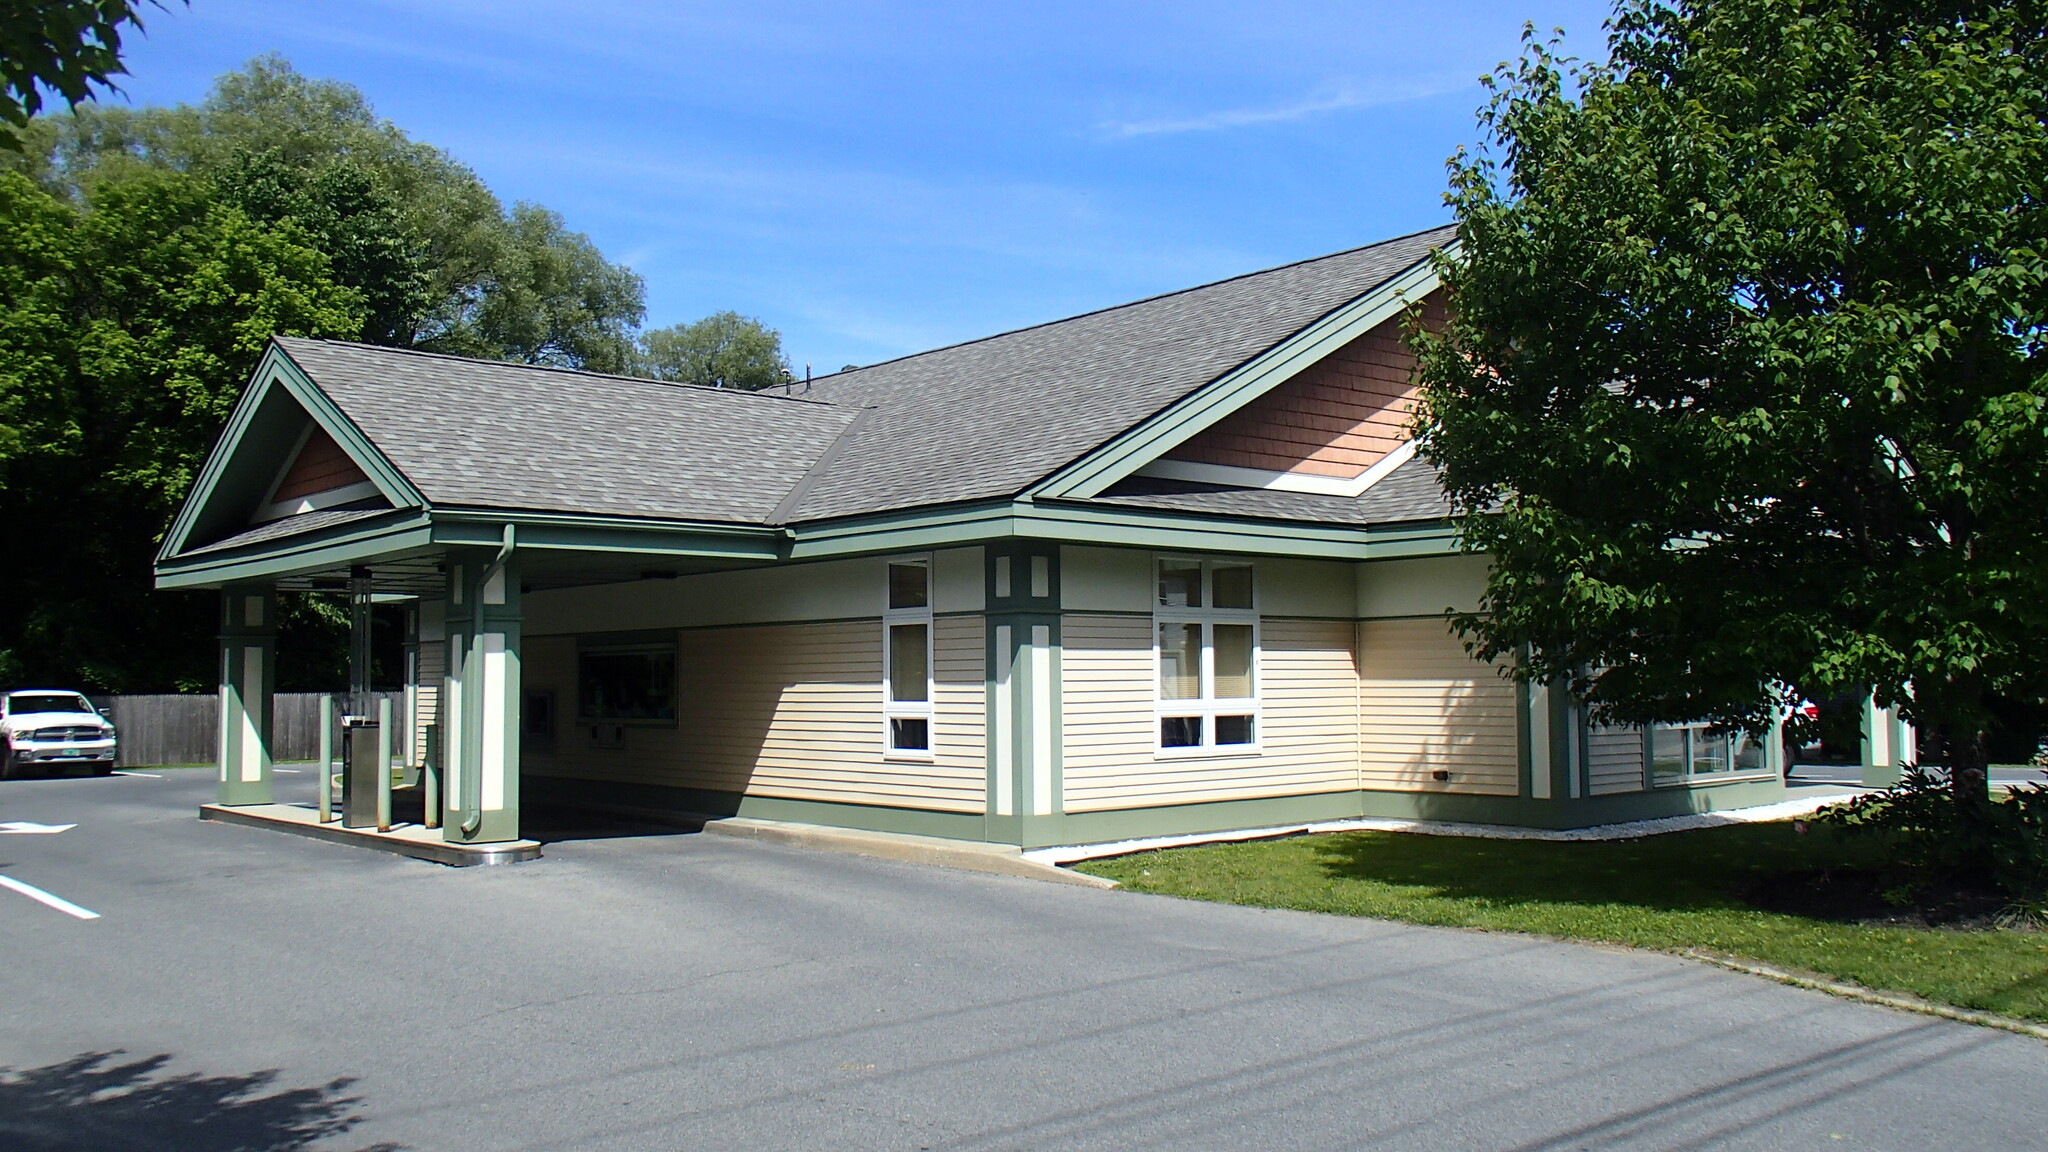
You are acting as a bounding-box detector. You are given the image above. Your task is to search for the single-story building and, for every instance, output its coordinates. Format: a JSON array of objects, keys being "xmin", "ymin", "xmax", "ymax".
[{"xmin": 155, "ymin": 225, "xmax": 1907, "ymax": 852}]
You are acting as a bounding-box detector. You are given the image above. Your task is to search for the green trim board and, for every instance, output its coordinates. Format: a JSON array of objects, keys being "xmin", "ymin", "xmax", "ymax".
[
  {"xmin": 525, "ymin": 773, "xmax": 1791, "ymax": 850},
  {"xmin": 430, "ymin": 509, "xmax": 784, "ymax": 560},
  {"xmin": 1032, "ymin": 248, "xmax": 1450, "ymax": 501},
  {"xmin": 788, "ymin": 498, "xmax": 1462, "ymax": 564},
  {"xmin": 157, "ymin": 513, "xmax": 438, "ymax": 589},
  {"xmin": 159, "ymin": 509, "xmax": 790, "ymax": 592}
]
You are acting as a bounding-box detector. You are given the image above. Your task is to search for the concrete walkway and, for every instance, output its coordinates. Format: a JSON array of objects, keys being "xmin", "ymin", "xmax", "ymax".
[{"xmin": 2, "ymin": 770, "xmax": 2042, "ymax": 1151}]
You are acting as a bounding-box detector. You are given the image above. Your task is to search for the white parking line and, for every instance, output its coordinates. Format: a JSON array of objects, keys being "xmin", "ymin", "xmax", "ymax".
[
  {"xmin": 112, "ymin": 770, "xmax": 163, "ymax": 778},
  {"xmin": 274, "ymin": 768, "xmax": 303, "ymax": 774},
  {"xmin": 0, "ymin": 875, "xmax": 100, "ymax": 920}
]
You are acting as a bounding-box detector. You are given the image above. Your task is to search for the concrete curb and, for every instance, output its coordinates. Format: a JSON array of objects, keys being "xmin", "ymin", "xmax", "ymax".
[
  {"xmin": 697, "ymin": 816, "xmax": 1119, "ymax": 889},
  {"xmin": 200, "ymin": 803, "xmax": 543, "ymax": 867},
  {"xmin": 1681, "ymin": 949, "xmax": 2048, "ymax": 1043}
]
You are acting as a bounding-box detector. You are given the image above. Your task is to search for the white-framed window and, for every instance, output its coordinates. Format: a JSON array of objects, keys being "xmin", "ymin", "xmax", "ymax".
[
  {"xmin": 883, "ymin": 556, "xmax": 934, "ymax": 758},
  {"xmin": 1153, "ymin": 557, "xmax": 1259, "ymax": 755},
  {"xmin": 1649, "ymin": 722, "xmax": 1772, "ymax": 786}
]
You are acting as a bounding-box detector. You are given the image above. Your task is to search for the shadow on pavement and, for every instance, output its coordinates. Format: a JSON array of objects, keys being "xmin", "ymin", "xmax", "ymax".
[
  {"xmin": 519, "ymin": 803, "xmax": 704, "ymax": 845},
  {"xmin": 0, "ymin": 1051, "xmax": 401, "ymax": 1152}
]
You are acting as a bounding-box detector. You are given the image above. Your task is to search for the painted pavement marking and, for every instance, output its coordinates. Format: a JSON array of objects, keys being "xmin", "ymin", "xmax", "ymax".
[
  {"xmin": 0, "ymin": 875, "xmax": 100, "ymax": 920},
  {"xmin": 0, "ymin": 821, "xmax": 75, "ymax": 834},
  {"xmin": 113, "ymin": 770, "xmax": 163, "ymax": 778}
]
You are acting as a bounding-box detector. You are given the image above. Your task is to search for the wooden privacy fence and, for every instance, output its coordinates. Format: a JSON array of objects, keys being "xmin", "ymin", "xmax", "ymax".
[{"xmin": 90, "ymin": 692, "xmax": 403, "ymax": 768}]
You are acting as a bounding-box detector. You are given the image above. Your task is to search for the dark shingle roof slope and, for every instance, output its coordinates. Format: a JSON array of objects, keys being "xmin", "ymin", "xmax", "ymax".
[
  {"xmin": 1085, "ymin": 453, "xmax": 1455, "ymax": 527},
  {"xmin": 186, "ymin": 506, "xmax": 397, "ymax": 557},
  {"xmin": 778, "ymin": 225, "xmax": 1452, "ymax": 523},
  {"xmin": 275, "ymin": 339, "xmax": 860, "ymax": 525}
]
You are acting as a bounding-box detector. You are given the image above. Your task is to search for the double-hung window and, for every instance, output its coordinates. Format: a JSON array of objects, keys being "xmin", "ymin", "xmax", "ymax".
[
  {"xmin": 883, "ymin": 557, "xmax": 933, "ymax": 757},
  {"xmin": 1154, "ymin": 558, "xmax": 1258, "ymax": 753}
]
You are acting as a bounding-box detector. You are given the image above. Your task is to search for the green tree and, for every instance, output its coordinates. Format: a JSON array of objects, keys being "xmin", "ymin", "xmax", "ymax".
[
  {"xmin": 0, "ymin": 0, "xmax": 180, "ymax": 150},
  {"xmin": 12, "ymin": 55, "xmax": 645, "ymax": 365},
  {"xmin": 633, "ymin": 311, "xmax": 791, "ymax": 389},
  {"xmin": 0, "ymin": 167, "xmax": 365, "ymax": 690},
  {"xmin": 1413, "ymin": 3, "xmax": 2048, "ymax": 818},
  {"xmin": 468, "ymin": 203, "xmax": 644, "ymax": 373},
  {"xmin": 0, "ymin": 56, "xmax": 654, "ymax": 691}
]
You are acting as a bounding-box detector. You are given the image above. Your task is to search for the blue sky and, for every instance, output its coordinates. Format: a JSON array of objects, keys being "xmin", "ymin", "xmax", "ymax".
[{"xmin": 115, "ymin": 1, "xmax": 1615, "ymax": 372}]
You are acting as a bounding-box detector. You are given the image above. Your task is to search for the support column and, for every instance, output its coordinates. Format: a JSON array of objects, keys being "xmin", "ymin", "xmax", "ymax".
[
  {"xmin": 1861, "ymin": 693, "xmax": 1912, "ymax": 787},
  {"xmin": 985, "ymin": 543, "xmax": 1061, "ymax": 847},
  {"xmin": 217, "ymin": 585, "xmax": 277, "ymax": 806},
  {"xmin": 1523, "ymin": 679, "xmax": 1581, "ymax": 800},
  {"xmin": 443, "ymin": 547, "xmax": 522, "ymax": 844}
]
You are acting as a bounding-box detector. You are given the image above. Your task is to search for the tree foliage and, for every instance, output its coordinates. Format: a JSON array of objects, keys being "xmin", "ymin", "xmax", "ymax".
[
  {"xmin": 13, "ymin": 55, "xmax": 646, "ymax": 362},
  {"xmin": 1412, "ymin": 2, "xmax": 2048, "ymax": 799},
  {"xmin": 0, "ymin": 0, "xmax": 178, "ymax": 150},
  {"xmin": 0, "ymin": 166, "xmax": 364, "ymax": 690},
  {"xmin": 0, "ymin": 56, "xmax": 648, "ymax": 690},
  {"xmin": 632, "ymin": 310, "xmax": 791, "ymax": 389}
]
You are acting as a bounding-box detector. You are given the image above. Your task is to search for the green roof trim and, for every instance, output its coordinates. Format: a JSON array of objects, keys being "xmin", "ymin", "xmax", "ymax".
[
  {"xmin": 156, "ymin": 509, "xmax": 437, "ymax": 589},
  {"xmin": 785, "ymin": 497, "xmax": 1458, "ymax": 562}
]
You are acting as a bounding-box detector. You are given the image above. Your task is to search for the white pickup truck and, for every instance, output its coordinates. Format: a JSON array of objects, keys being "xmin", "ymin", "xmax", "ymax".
[{"xmin": 2, "ymin": 690, "xmax": 119, "ymax": 778}]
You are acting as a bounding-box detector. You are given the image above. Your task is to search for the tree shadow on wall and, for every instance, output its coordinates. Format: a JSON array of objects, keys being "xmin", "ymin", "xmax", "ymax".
[{"xmin": 0, "ymin": 1051, "xmax": 402, "ymax": 1152}]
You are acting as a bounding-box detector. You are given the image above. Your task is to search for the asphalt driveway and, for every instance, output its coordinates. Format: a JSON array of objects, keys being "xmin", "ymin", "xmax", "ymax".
[{"xmin": 2, "ymin": 769, "xmax": 2043, "ymax": 1151}]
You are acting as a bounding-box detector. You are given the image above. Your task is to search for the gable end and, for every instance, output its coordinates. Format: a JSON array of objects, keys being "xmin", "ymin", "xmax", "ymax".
[{"xmin": 253, "ymin": 424, "xmax": 379, "ymax": 522}]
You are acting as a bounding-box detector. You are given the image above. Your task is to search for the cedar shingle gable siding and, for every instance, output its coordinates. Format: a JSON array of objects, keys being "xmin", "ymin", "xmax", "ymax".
[
  {"xmin": 272, "ymin": 426, "xmax": 369, "ymax": 503},
  {"xmin": 1163, "ymin": 296, "xmax": 1443, "ymax": 480}
]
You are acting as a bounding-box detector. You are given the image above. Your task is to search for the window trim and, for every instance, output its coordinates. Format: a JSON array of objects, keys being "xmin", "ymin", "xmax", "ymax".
[
  {"xmin": 1152, "ymin": 556, "xmax": 1261, "ymax": 758},
  {"xmin": 882, "ymin": 554, "xmax": 935, "ymax": 760},
  {"xmin": 1647, "ymin": 721, "xmax": 1775, "ymax": 787}
]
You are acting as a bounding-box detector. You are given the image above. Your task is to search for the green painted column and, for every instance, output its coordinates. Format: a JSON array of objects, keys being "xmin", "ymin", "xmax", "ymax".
[
  {"xmin": 984, "ymin": 543, "xmax": 1062, "ymax": 848},
  {"xmin": 443, "ymin": 547, "xmax": 523, "ymax": 844},
  {"xmin": 216, "ymin": 585, "xmax": 278, "ymax": 806},
  {"xmin": 1860, "ymin": 692, "xmax": 1909, "ymax": 787},
  {"xmin": 1522, "ymin": 678, "xmax": 1582, "ymax": 801}
]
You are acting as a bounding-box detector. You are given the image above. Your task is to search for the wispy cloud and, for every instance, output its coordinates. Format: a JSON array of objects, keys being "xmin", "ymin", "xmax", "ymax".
[{"xmin": 1098, "ymin": 79, "xmax": 1466, "ymax": 139}]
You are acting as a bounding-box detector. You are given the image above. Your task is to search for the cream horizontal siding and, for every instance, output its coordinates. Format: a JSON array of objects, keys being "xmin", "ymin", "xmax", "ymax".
[
  {"xmin": 522, "ymin": 621, "xmax": 984, "ymax": 813},
  {"xmin": 1058, "ymin": 616, "xmax": 1154, "ymax": 810},
  {"xmin": 1588, "ymin": 726, "xmax": 1646, "ymax": 795},
  {"xmin": 412, "ymin": 639, "xmax": 444, "ymax": 767},
  {"xmin": 1358, "ymin": 618, "xmax": 1519, "ymax": 795},
  {"xmin": 1061, "ymin": 614, "xmax": 1361, "ymax": 812},
  {"xmin": 931, "ymin": 615, "xmax": 987, "ymax": 783}
]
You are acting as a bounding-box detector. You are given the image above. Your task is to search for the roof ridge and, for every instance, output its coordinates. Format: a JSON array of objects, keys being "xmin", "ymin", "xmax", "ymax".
[
  {"xmin": 782, "ymin": 223, "xmax": 1454, "ymax": 389},
  {"xmin": 273, "ymin": 336, "xmax": 844, "ymax": 409}
]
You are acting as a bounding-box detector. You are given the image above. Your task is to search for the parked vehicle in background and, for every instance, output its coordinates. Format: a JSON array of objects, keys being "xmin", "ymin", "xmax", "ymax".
[{"xmin": 2, "ymin": 690, "xmax": 119, "ymax": 778}]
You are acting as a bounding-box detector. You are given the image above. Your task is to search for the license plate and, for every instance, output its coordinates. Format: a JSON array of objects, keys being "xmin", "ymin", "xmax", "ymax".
[{"xmin": 59, "ymin": 749, "xmax": 86, "ymax": 757}]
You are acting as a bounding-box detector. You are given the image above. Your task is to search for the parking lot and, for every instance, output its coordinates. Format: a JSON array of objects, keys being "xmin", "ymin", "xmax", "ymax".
[{"xmin": 3, "ymin": 769, "xmax": 2045, "ymax": 1151}]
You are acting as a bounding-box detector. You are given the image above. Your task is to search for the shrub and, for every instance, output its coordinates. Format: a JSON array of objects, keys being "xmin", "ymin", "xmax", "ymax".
[{"xmin": 1819, "ymin": 769, "xmax": 2048, "ymax": 908}]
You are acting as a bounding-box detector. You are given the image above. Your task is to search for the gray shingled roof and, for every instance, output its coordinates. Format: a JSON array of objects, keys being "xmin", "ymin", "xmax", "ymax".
[
  {"xmin": 228, "ymin": 228, "xmax": 1451, "ymax": 547},
  {"xmin": 778, "ymin": 225, "xmax": 1453, "ymax": 523},
  {"xmin": 275, "ymin": 339, "xmax": 860, "ymax": 524},
  {"xmin": 1083, "ymin": 453, "xmax": 1455, "ymax": 526},
  {"xmin": 184, "ymin": 506, "xmax": 399, "ymax": 557}
]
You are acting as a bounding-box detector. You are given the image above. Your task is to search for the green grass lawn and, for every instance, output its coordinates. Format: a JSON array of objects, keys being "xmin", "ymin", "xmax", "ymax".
[{"xmin": 1075, "ymin": 821, "xmax": 2048, "ymax": 1023}]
